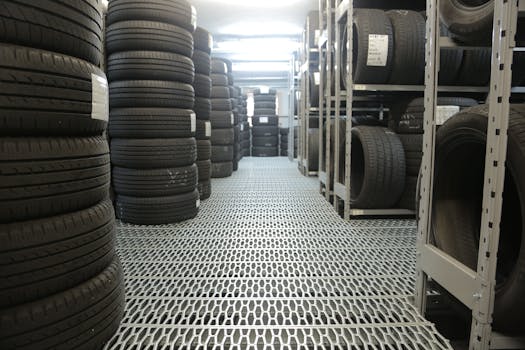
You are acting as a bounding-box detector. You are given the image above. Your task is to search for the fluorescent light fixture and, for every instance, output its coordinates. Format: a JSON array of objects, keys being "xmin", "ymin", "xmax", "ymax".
[
  {"xmin": 215, "ymin": 38, "xmax": 299, "ymax": 54},
  {"xmin": 233, "ymin": 62, "xmax": 290, "ymax": 72},
  {"xmin": 201, "ymin": 0, "xmax": 302, "ymax": 8},
  {"xmin": 219, "ymin": 21, "xmax": 302, "ymax": 36}
]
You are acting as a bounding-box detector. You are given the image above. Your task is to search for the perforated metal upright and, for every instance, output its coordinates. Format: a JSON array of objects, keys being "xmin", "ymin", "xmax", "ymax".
[{"xmin": 416, "ymin": 1, "xmax": 525, "ymax": 349}]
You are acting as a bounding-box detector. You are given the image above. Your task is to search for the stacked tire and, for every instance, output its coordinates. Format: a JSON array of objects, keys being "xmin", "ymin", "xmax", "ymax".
[
  {"xmin": 252, "ymin": 89, "xmax": 279, "ymax": 157},
  {"xmin": 280, "ymin": 127, "xmax": 290, "ymax": 156},
  {"xmin": 240, "ymin": 95, "xmax": 251, "ymax": 156},
  {"xmin": 210, "ymin": 58, "xmax": 235, "ymax": 177},
  {"xmin": 232, "ymin": 86, "xmax": 244, "ymax": 168},
  {"xmin": 106, "ymin": 0, "xmax": 200, "ymax": 224},
  {"xmin": 0, "ymin": 1, "xmax": 123, "ymax": 348},
  {"xmin": 193, "ymin": 27, "xmax": 213, "ymax": 200}
]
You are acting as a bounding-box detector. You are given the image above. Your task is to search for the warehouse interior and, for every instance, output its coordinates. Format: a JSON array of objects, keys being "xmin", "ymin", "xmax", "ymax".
[{"xmin": 1, "ymin": 0, "xmax": 525, "ymax": 349}]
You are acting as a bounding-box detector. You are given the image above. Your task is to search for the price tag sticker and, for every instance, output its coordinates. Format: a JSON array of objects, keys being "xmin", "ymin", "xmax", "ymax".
[
  {"xmin": 260, "ymin": 117, "xmax": 269, "ymax": 124},
  {"xmin": 240, "ymin": 123, "xmax": 244, "ymax": 131},
  {"xmin": 196, "ymin": 199, "xmax": 200, "ymax": 208},
  {"xmin": 436, "ymin": 106, "xmax": 460, "ymax": 125},
  {"xmin": 205, "ymin": 122, "xmax": 211, "ymax": 137},
  {"xmin": 367, "ymin": 34, "xmax": 389, "ymax": 67},
  {"xmin": 91, "ymin": 73, "xmax": 109, "ymax": 121},
  {"xmin": 190, "ymin": 113, "xmax": 196, "ymax": 132},
  {"xmin": 231, "ymin": 113, "xmax": 234, "ymax": 125}
]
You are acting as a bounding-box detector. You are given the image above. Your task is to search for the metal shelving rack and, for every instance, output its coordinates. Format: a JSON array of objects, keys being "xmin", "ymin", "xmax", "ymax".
[
  {"xmin": 416, "ymin": 1, "xmax": 525, "ymax": 349},
  {"xmin": 288, "ymin": 52, "xmax": 299, "ymax": 161}
]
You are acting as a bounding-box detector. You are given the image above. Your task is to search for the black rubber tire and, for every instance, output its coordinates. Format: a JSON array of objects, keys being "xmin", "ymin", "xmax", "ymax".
[
  {"xmin": 0, "ymin": 0, "xmax": 103, "ymax": 65},
  {"xmin": 254, "ymin": 95, "xmax": 275, "ymax": 103},
  {"xmin": 350, "ymin": 126, "xmax": 406, "ymax": 208},
  {"xmin": 196, "ymin": 120, "xmax": 211, "ymax": 140},
  {"xmin": 214, "ymin": 58, "xmax": 232, "ymax": 74},
  {"xmin": 0, "ymin": 257, "xmax": 124, "ymax": 350},
  {"xmin": 439, "ymin": 23, "xmax": 465, "ymax": 85},
  {"xmin": 252, "ymin": 126, "xmax": 279, "ymax": 137},
  {"xmin": 241, "ymin": 140, "xmax": 251, "ymax": 149},
  {"xmin": 197, "ymin": 160, "xmax": 211, "ymax": 180},
  {"xmin": 0, "ymin": 137, "xmax": 110, "ymax": 223},
  {"xmin": 0, "ymin": 44, "xmax": 107, "ymax": 136},
  {"xmin": 280, "ymin": 149, "xmax": 289, "ymax": 157},
  {"xmin": 110, "ymin": 138, "xmax": 196, "ymax": 168},
  {"xmin": 211, "ymin": 86, "xmax": 230, "ymax": 99},
  {"xmin": 211, "ymin": 74, "xmax": 229, "ymax": 86},
  {"xmin": 432, "ymin": 104, "xmax": 525, "ymax": 332},
  {"xmin": 107, "ymin": 51, "xmax": 194, "ymax": 84},
  {"xmin": 252, "ymin": 116, "xmax": 278, "ymax": 126},
  {"xmin": 456, "ymin": 48, "xmax": 491, "ymax": 86},
  {"xmin": 109, "ymin": 80, "xmax": 194, "ymax": 109},
  {"xmin": 280, "ymin": 128, "xmax": 289, "ymax": 136},
  {"xmin": 252, "ymin": 136, "xmax": 278, "ymax": 147},
  {"xmin": 211, "ymin": 128, "xmax": 234, "ymax": 145},
  {"xmin": 113, "ymin": 164, "xmax": 197, "ymax": 197},
  {"xmin": 192, "ymin": 49, "xmax": 211, "ymax": 75},
  {"xmin": 116, "ymin": 189, "xmax": 199, "ymax": 224},
  {"xmin": 308, "ymin": 128, "xmax": 320, "ymax": 171},
  {"xmin": 439, "ymin": 0, "xmax": 494, "ymax": 44},
  {"xmin": 252, "ymin": 146, "xmax": 279, "ymax": 157},
  {"xmin": 211, "ymin": 98, "xmax": 232, "ymax": 111},
  {"xmin": 193, "ymin": 27, "xmax": 212, "ymax": 53},
  {"xmin": 107, "ymin": 0, "xmax": 195, "ymax": 32},
  {"xmin": 353, "ymin": 9, "xmax": 394, "ymax": 84},
  {"xmin": 197, "ymin": 140, "xmax": 212, "ymax": 160},
  {"xmin": 211, "ymin": 161, "xmax": 233, "ymax": 178},
  {"xmin": 254, "ymin": 108, "xmax": 276, "ymax": 116},
  {"xmin": 210, "ymin": 111, "xmax": 234, "ymax": 129},
  {"xmin": 109, "ymin": 108, "xmax": 195, "ymax": 138},
  {"xmin": 211, "ymin": 60, "xmax": 227, "ymax": 74},
  {"xmin": 386, "ymin": 10, "xmax": 426, "ymax": 84},
  {"xmin": 211, "ymin": 145, "xmax": 234, "ymax": 162},
  {"xmin": 0, "ymin": 200, "xmax": 115, "ymax": 308},
  {"xmin": 194, "ymin": 74, "xmax": 212, "ymax": 98},
  {"xmin": 398, "ymin": 176, "xmax": 418, "ymax": 210},
  {"xmin": 254, "ymin": 102, "xmax": 276, "ymax": 109},
  {"xmin": 198, "ymin": 180, "xmax": 211, "ymax": 200},
  {"xmin": 106, "ymin": 20, "xmax": 193, "ymax": 57},
  {"xmin": 398, "ymin": 134, "xmax": 423, "ymax": 176},
  {"xmin": 194, "ymin": 97, "xmax": 211, "ymax": 120}
]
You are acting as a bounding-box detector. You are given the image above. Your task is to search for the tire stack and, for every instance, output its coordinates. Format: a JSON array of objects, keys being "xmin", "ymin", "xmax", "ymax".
[
  {"xmin": 231, "ymin": 85, "xmax": 243, "ymax": 169},
  {"xmin": 252, "ymin": 89, "xmax": 279, "ymax": 157},
  {"xmin": 106, "ymin": 0, "xmax": 200, "ymax": 224},
  {"xmin": 240, "ymin": 95, "xmax": 251, "ymax": 156},
  {"xmin": 280, "ymin": 127, "xmax": 290, "ymax": 156},
  {"xmin": 210, "ymin": 58, "xmax": 235, "ymax": 177},
  {"xmin": 0, "ymin": 2, "xmax": 123, "ymax": 348},
  {"xmin": 193, "ymin": 27, "xmax": 213, "ymax": 200}
]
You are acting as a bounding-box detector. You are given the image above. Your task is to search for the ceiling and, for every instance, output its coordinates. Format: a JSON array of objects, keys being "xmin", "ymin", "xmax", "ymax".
[{"xmin": 191, "ymin": 0, "xmax": 318, "ymax": 89}]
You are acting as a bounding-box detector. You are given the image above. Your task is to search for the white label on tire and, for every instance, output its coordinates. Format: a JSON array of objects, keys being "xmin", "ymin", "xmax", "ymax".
[
  {"xmin": 190, "ymin": 113, "xmax": 196, "ymax": 132},
  {"xmin": 240, "ymin": 123, "xmax": 244, "ymax": 131},
  {"xmin": 436, "ymin": 106, "xmax": 460, "ymax": 125},
  {"xmin": 91, "ymin": 73, "xmax": 109, "ymax": 121},
  {"xmin": 205, "ymin": 121, "xmax": 211, "ymax": 137},
  {"xmin": 191, "ymin": 6, "xmax": 197, "ymax": 30},
  {"xmin": 196, "ymin": 199, "xmax": 200, "ymax": 208},
  {"xmin": 260, "ymin": 87, "xmax": 270, "ymax": 94},
  {"xmin": 260, "ymin": 117, "xmax": 269, "ymax": 124},
  {"xmin": 231, "ymin": 113, "xmax": 234, "ymax": 125},
  {"xmin": 313, "ymin": 72, "xmax": 321, "ymax": 85},
  {"xmin": 367, "ymin": 34, "xmax": 389, "ymax": 67}
]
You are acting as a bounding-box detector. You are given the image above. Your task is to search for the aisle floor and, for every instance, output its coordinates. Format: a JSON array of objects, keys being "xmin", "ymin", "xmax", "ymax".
[{"xmin": 104, "ymin": 157, "xmax": 452, "ymax": 349}]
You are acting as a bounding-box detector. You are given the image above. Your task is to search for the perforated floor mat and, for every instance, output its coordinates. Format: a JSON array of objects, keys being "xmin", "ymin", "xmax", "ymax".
[{"xmin": 104, "ymin": 157, "xmax": 451, "ymax": 349}]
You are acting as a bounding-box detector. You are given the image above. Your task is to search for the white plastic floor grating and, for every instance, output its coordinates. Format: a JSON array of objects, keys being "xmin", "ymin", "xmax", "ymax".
[{"xmin": 105, "ymin": 157, "xmax": 451, "ymax": 349}]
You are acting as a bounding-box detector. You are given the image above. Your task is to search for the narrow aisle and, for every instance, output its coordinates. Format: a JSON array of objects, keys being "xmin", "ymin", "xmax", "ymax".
[{"xmin": 105, "ymin": 158, "xmax": 451, "ymax": 349}]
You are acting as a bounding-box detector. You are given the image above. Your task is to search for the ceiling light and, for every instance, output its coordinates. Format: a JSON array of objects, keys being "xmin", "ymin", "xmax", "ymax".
[
  {"xmin": 218, "ymin": 21, "xmax": 302, "ymax": 36},
  {"xmin": 201, "ymin": 0, "xmax": 302, "ymax": 8}
]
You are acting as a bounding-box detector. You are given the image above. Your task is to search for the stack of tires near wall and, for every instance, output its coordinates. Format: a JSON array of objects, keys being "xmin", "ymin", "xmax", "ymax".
[
  {"xmin": 210, "ymin": 58, "xmax": 234, "ymax": 177},
  {"xmin": 0, "ymin": 1, "xmax": 124, "ymax": 348},
  {"xmin": 193, "ymin": 27, "xmax": 213, "ymax": 200},
  {"xmin": 240, "ymin": 95, "xmax": 251, "ymax": 156},
  {"xmin": 106, "ymin": 0, "xmax": 200, "ymax": 224},
  {"xmin": 280, "ymin": 128, "xmax": 290, "ymax": 156},
  {"xmin": 252, "ymin": 89, "xmax": 279, "ymax": 157},
  {"xmin": 231, "ymin": 86, "xmax": 243, "ymax": 169}
]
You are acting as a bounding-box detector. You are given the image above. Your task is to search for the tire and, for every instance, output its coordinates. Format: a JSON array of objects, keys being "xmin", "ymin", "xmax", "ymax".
[
  {"xmin": 0, "ymin": 0, "xmax": 103, "ymax": 65},
  {"xmin": 215, "ymin": 58, "xmax": 232, "ymax": 74},
  {"xmin": 281, "ymin": 149, "xmax": 289, "ymax": 157},
  {"xmin": 197, "ymin": 160, "xmax": 211, "ymax": 180},
  {"xmin": 432, "ymin": 104, "xmax": 525, "ymax": 332},
  {"xmin": 0, "ymin": 257, "xmax": 124, "ymax": 350},
  {"xmin": 252, "ymin": 147, "xmax": 278, "ymax": 157},
  {"xmin": 308, "ymin": 128, "xmax": 320, "ymax": 171},
  {"xmin": 252, "ymin": 136, "xmax": 278, "ymax": 147},
  {"xmin": 350, "ymin": 126, "xmax": 405, "ymax": 208},
  {"xmin": 398, "ymin": 134, "xmax": 423, "ymax": 176},
  {"xmin": 211, "ymin": 98, "xmax": 232, "ymax": 111},
  {"xmin": 194, "ymin": 97, "xmax": 211, "ymax": 120},
  {"xmin": 398, "ymin": 176, "xmax": 418, "ymax": 210},
  {"xmin": 109, "ymin": 80, "xmax": 194, "ymax": 109},
  {"xmin": 0, "ymin": 200, "xmax": 115, "ymax": 308},
  {"xmin": 107, "ymin": 0, "xmax": 195, "ymax": 32},
  {"xmin": 254, "ymin": 102, "xmax": 276, "ymax": 109},
  {"xmin": 254, "ymin": 108, "xmax": 276, "ymax": 116},
  {"xmin": 353, "ymin": 9, "xmax": 394, "ymax": 84},
  {"xmin": 197, "ymin": 140, "xmax": 212, "ymax": 160},
  {"xmin": 0, "ymin": 137, "xmax": 110, "ymax": 223},
  {"xmin": 0, "ymin": 44, "xmax": 108, "ymax": 136},
  {"xmin": 193, "ymin": 27, "xmax": 212, "ymax": 53},
  {"xmin": 113, "ymin": 164, "xmax": 197, "ymax": 197},
  {"xmin": 194, "ymin": 74, "xmax": 212, "ymax": 98},
  {"xmin": 211, "ymin": 60, "xmax": 227, "ymax": 74},
  {"xmin": 196, "ymin": 120, "xmax": 211, "ymax": 140},
  {"xmin": 198, "ymin": 180, "xmax": 211, "ymax": 200},
  {"xmin": 211, "ymin": 162, "xmax": 233, "ymax": 178},
  {"xmin": 456, "ymin": 48, "xmax": 491, "ymax": 86},
  {"xmin": 210, "ymin": 111, "xmax": 234, "ymax": 129},
  {"xmin": 109, "ymin": 108, "xmax": 195, "ymax": 138},
  {"xmin": 211, "ymin": 128, "xmax": 234, "ymax": 145},
  {"xmin": 211, "ymin": 86, "xmax": 230, "ymax": 99},
  {"xmin": 439, "ymin": 0, "xmax": 494, "ymax": 44},
  {"xmin": 106, "ymin": 20, "xmax": 193, "ymax": 57},
  {"xmin": 280, "ymin": 128, "xmax": 290, "ymax": 136},
  {"xmin": 253, "ymin": 88, "xmax": 276, "ymax": 95},
  {"xmin": 116, "ymin": 189, "xmax": 199, "ymax": 224},
  {"xmin": 252, "ymin": 116, "xmax": 278, "ymax": 126},
  {"xmin": 107, "ymin": 51, "xmax": 194, "ymax": 84},
  {"xmin": 192, "ymin": 50, "xmax": 211, "ymax": 75},
  {"xmin": 111, "ymin": 138, "xmax": 196, "ymax": 168},
  {"xmin": 254, "ymin": 95, "xmax": 275, "ymax": 102},
  {"xmin": 439, "ymin": 23, "xmax": 464, "ymax": 85},
  {"xmin": 251, "ymin": 126, "xmax": 279, "ymax": 137},
  {"xmin": 386, "ymin": 10, "xmax": 425, "ymax": 84},
  {"xmin": 211, "ymin": 145, "xmax": 234, "ymax": 162},
  {"xmin": 211, "ymin": 74, "xmax": 229, "ymax": 86}
]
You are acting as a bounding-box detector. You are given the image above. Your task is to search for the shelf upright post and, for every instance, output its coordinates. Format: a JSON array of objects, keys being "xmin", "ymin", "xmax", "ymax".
[
  {"xmin": 288, "ymin": 53, "xmax": 296, "ymax": 162},
  {"xmin": 324, "ymin": 0, "xmax": 333, "ymax": 198},
  {"xmin": 318, "ymin": 0, "xmax": 326, "ymax": 190},
  {"xmin": 342, "ymin": 0, "xmax": 353, "ymax": 220}
]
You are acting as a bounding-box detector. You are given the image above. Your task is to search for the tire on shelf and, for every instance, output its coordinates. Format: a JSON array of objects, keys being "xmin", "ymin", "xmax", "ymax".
[
  {"xmin": 254, "ymin": 102, "xmax": 277, "ymax": 109},
  {"xmin": 211, "ymin": 98, "xmax": 232, "ymax": 111},
  {"xmin": 211, "ymin": 128, "xmax": 235, "ymax": 145},
  {"xmin": 196, "ymin": 120, "xmax": 211, "ymax": 140},
  {"xmin": 211, "ymin": 60, "xmax": 227, "ymax": 74},
  {"xmin": 193, "ymin": 27, "xmax": 212, "ymax": 53},
  {"xmin": 210, "ymin": 111, "xmax": 234, "ymax": 129},
  {"xmin": 197, "ymin": 140, "xmax": 212, "ymax": 160},
  {"xmin": 350, "ymin": 126, "xmax": 405, "ymax": 208},
  {"xmin": 439, "ymin": 0, "xmax": 494, "ymax": 44},
  {"xmin": 198, "ymin": 180, "xmax": 212, "ymax": 200},
  {"xmin": 192, "ymin": 50, "xmax": 211, "ymax": 75},
  {"xmin": 109, "ymin": 80, "xmax": 194, "ymax": 109},
  {"xmin": 252, "ymin": 116, "xmax": 278, "ymax": 126},
  {"xmin": 194, "ymin": 98, "xmax": 211, "ymax": 120},
  {"xmin": 439, "ymin": 23, "xmax": 465, "ymax": 85},
  {"xmin": 308, "ymin": 128, "xmax": 320, "ymax": 171},
  {"xmin": 432, "ymin": 104, "xmax": 525, "ymax": 333},
  {"xmin": 0, "ymin": 137, "xmax": 110, "ymax": 223},
  {"xmin": 398, "ymin": 176, "xmax": 418, "ymax": 210},
  {"xmin": 253, "ymin": 95, "xmax": 276, "ymax": 102},
  {"xmin": 211, "ymin": 86, "xmax": 230, "ymax": 99},
  {"xmin": 252, "ymin": 126, "xmax": 279, "ymax": 137},
  {"xmin": 197, "ymin": 160, "xmax": 211, "ymax": 180},
  {"xmin": 252, "ymin": 136, "xmax": 278, "ymax": 147},
  {"xmin": 254, "ymin": 108, "xmax": 276, "ymax": 116},
  {"xmin": 398, "ymin": 134, "xmax": 423, "ymax": 176},
  {"xmin": 211, "ymin": 74, "xmax": 229, "ymax": 86},
  {"xmin": 211, "ymin": 161, "xmax": 233, "ymax": 178},
  {"xmin": 252, "ymin": 147, "xmax": 278, "ymax": 157},
  {"xmin": 211, "ymin": 145, "xmax": 234, "ymax": 162},
  {"xmin": 194, "ymin": 74, "xmax": 212, "ymax": 98},
  {"xmin": 456, "ymin": 48, "xmax": 491, "ymax": 86}
]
